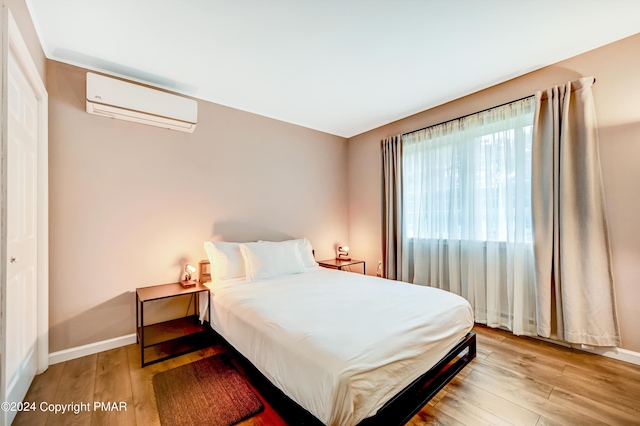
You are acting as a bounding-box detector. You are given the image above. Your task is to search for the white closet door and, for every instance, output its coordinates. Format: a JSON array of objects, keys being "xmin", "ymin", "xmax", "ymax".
[{"xmin": 5, "ymin": 46, "xmax": 39, "ymax": 424}]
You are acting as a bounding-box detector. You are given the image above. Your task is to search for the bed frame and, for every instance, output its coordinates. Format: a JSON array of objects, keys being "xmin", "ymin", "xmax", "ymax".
[{"xmin": 198, "ymin": 260, "xmax": 476, "ymax": 425}]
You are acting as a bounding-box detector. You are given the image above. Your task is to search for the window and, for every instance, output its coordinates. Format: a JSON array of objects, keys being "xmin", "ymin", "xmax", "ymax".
[
  {"xmin": 398, "ymin": 97, "xmax": 538, "ymax": 336},
  {"xmin": 403, "ymin": 98, "xmax": 534, "ymax": 244}
]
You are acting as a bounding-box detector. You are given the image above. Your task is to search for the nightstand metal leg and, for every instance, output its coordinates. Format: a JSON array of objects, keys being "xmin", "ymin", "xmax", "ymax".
[
  {"xmin": 135, "ymin": 293, "xmax": 139, "ymax": 344},
  {"xmin": 140, "ymin": 300, "xmax": 145, "ymax": 368}
]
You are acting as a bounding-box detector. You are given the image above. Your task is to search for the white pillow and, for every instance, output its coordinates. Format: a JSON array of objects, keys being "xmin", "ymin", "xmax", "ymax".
[
  {"xmin": 204, "ymin": 241, "xmax": 246, "ymax": 281},
  {"xmin": 295, "ymin": 238, "xmax": 318, "ymax": 268},
  {"xmin": 240, "ymin": 240, "xmax": 305, "ymax": 281},
  {"xmin": 257, "ymin": 238, "xmax": 317, "ymax": 268}
]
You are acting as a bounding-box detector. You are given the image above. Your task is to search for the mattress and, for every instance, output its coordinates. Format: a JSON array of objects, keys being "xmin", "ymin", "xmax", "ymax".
[{"xmin": 202, "ymin": 267, "xmax": 473, "ymax": 426}]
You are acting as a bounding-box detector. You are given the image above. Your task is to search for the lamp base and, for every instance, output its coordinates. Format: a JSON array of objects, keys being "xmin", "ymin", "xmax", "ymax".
[
  {"xmin": 335, "ymin": 257, "xmax": 351, "ymax": 261},
  {"xmin": 180, "ymin": 280, "xmax": 197, "ymax": 288}
]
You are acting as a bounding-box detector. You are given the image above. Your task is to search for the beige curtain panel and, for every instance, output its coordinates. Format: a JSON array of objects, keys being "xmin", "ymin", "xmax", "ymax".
[
  {"xmin": 381, "ymin": 135, "xmax": 404, "ymax": 280},
  {"xmin": 531, "ymin": 77, "xmax": 620, "ymax": 347}
]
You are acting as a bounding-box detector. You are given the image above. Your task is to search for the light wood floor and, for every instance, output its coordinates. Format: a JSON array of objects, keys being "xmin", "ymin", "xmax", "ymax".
[{"xmin": 14, "ymin": 325, "xmax": 640, "ymax": 426}]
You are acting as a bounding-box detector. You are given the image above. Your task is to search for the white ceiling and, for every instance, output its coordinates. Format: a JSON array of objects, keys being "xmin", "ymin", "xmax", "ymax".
[{"xmin": 27, "ymin": 0, "xmax": 640, "ymax": 138}]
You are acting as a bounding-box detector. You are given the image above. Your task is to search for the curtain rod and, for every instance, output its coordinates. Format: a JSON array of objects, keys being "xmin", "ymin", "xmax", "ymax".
[
  {"xmin": 402, "ymin": 94, "xmax": 533, "ymax": 137},
  {"xmin": 402, "ymin": 78, "xmax": 596, "ymax": 137}
]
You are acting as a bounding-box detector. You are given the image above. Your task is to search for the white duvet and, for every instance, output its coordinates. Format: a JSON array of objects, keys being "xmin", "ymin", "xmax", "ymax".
[{"xmin": 203, "ymin": 267, "xmax": 473, "ymax": 426}]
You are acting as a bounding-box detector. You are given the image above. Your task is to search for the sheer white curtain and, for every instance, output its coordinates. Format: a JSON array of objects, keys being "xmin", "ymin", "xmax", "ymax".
[{"xmin": 402, "ymin": 97, "xmax": 537, "ymax": 335}]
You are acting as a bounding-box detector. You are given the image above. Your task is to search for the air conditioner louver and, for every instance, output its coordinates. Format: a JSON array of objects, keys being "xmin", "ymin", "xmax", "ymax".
[{"xmin": 85, "ymin": 72, "xmax": 197, "ymax": 133}]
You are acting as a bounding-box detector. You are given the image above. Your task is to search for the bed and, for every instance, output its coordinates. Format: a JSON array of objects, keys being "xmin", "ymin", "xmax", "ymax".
[{"xmin": 198, "ymin": 239, "xmax": 475, "ymax": 426}]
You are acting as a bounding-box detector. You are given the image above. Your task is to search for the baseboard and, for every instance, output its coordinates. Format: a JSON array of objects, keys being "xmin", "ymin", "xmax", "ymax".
[
  {"xmin": 49, "ymin": 333, "xmax": 137, "ymax": 365},
  {"xmin": 572, "ymin": 345, "xmax": 640, "ymax": 366},
  {"xmin": 531, "ymin": 334, "xmax": 640, "ymax": 366},
  {"xmin": 499, "ymin": 326, "xmax": 640, "ymax": 366}
]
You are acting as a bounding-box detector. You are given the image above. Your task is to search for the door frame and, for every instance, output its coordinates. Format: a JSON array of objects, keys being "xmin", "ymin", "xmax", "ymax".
[{"xmin": 0, "ymin": 6, "xmax": 49, "ymax": 407}]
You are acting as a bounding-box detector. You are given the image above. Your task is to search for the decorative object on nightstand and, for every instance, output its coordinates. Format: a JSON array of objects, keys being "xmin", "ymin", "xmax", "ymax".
[
  {"xmin": 180, "ymin": 264, "xmax": 197, "ymax": 288},
  {"xmin": 136, "ymin": 282, "xmax": 211, "ymax": 367},
  {"xmin": 336, "ymin": 245, "xmax": 351, "ymax": 260},
  {"xmin": 198, "ymin": 259, "xmax": 212, "ymax": 284},
  {"xmin": 318, "ymin": 258, "xmax": 365, "ymax": 275}
]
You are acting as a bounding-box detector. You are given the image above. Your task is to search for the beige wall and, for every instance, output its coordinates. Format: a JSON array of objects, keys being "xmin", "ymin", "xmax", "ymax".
[
  {"xmin": 3, "ymin": 0, "xmax": 45, "ymax": 79},
  {"xmin": 48, "ymin": 60, "xmax": 349, "ymax": 352},
  {"xmin": 347, "ymin": 33, "xmax": 640, "ymax": 352}
]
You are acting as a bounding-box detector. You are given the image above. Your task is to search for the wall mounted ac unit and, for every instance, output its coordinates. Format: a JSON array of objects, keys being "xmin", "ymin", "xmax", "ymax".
[{"xmin": 86, "ymin": 72, "xmax": 197, "ymax": 133}]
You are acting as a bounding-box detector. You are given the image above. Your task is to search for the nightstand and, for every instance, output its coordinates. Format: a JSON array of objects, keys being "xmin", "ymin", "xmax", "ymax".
[
  {"xmin": 318, "ymin": 259, "xmax": 366, "ymax": 274},
  {"xmin": 136, "ymin": 282, "xmax": 211, "ymax": 367}
]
